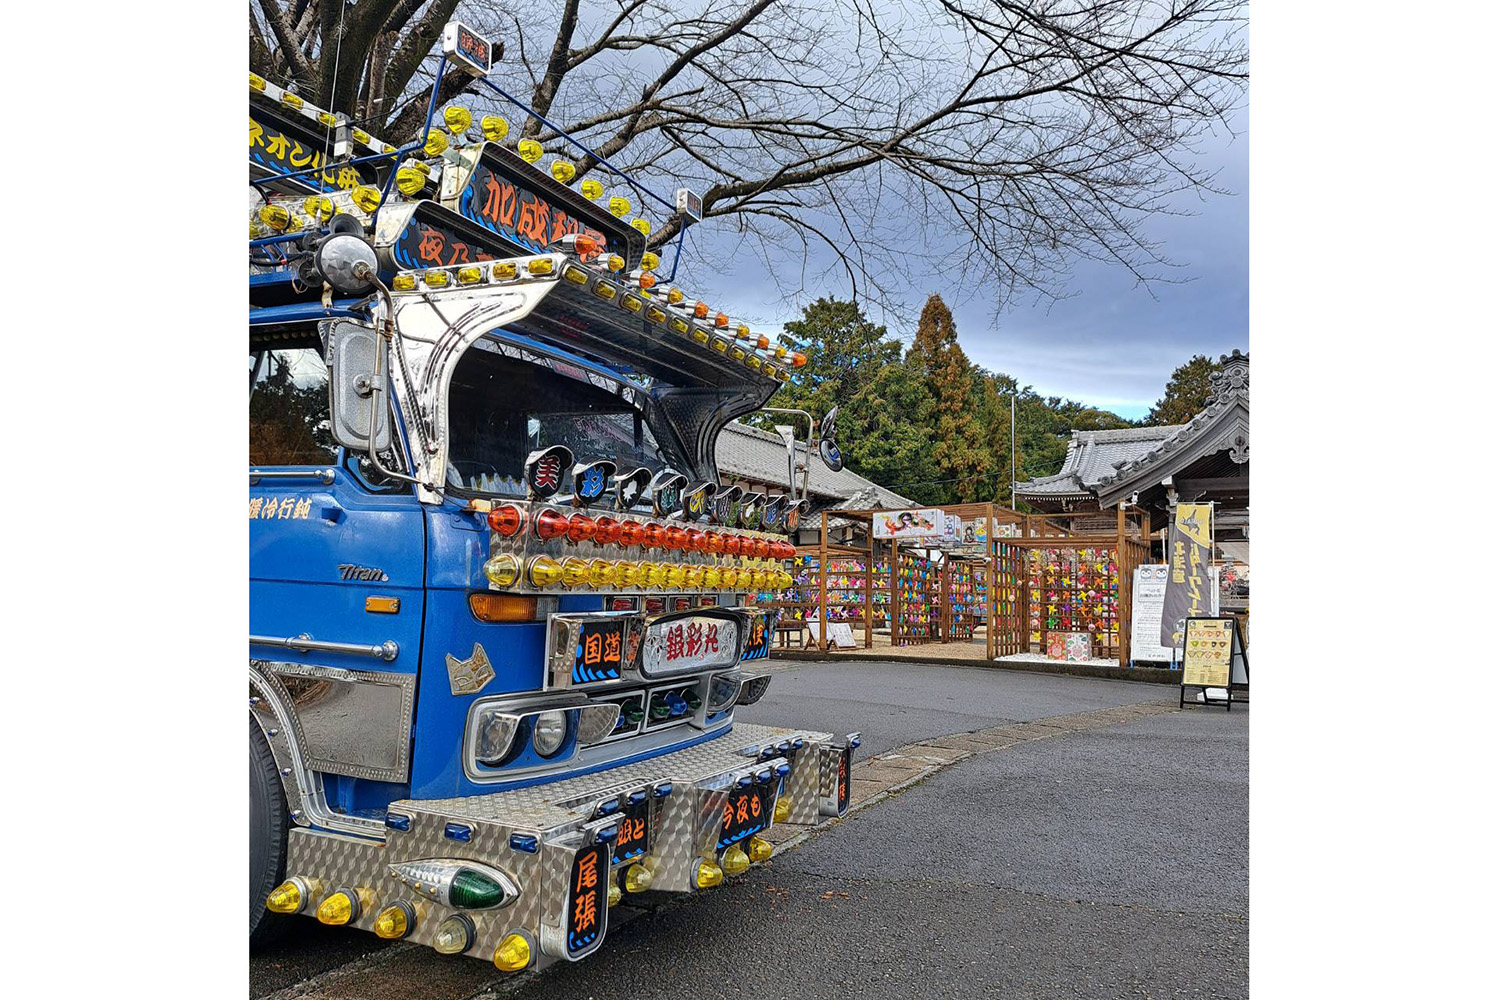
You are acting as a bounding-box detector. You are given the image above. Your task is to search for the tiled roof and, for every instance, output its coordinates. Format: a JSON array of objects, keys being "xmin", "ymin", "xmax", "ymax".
[
  {"xmin": 714, "ymin": 421, "xmax": 916, "ymax": 507},
  {"xmin": 1016, "ymin": 425, "xmax": 1180, "ymax": 497}
]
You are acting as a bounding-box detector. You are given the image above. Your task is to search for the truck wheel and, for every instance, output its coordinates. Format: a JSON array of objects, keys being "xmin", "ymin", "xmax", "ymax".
[{"xmin": 250, "ymin": 717, "xmax": 292, "ymax": 947}]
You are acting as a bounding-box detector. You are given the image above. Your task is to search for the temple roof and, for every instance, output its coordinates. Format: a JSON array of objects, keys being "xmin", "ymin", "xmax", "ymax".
[
  {"xmin": 1015, "ymin": 425, "xmax": 1180, "ymax": 500},
  {"xmin": 714, "ymin": 420, "xmax": 915, "ymax": 509}
]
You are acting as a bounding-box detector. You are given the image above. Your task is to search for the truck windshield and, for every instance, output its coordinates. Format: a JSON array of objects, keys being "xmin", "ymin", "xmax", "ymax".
[{"xmin": 446, "ymin": 340, "xmax": 685, "ymax": 497}]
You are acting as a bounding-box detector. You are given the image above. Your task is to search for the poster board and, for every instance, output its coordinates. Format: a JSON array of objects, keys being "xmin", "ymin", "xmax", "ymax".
[
  {"xmin": 1178, "ymin": 616, "xmax": 1249, "ymax": 711},
  {"xmin": 873, "ymin": 508, "xmax": 945, "ymax": 540},
  {"xmin": 1135, "ymin": 564, "xmax": 1220, "ymax": 664},
  {"xmin": 806, "ymin": 620, "xmax": 858, "ymax": 649}
]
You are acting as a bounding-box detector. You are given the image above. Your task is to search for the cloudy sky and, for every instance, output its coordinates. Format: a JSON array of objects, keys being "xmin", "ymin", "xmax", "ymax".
[{"xmin": 683, "ymin": 110, "xmax": 1248, "ymax": 423}]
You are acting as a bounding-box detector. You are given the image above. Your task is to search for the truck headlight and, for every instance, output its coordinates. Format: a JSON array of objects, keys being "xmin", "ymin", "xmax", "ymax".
[{"xmin": 531, "ymin": 711, "xmax": 568, "ymax": 757}]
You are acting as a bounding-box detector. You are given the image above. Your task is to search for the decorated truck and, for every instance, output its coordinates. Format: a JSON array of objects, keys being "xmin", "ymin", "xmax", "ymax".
[{"xmin": 249, "ymin": 22, "xmax": 856, "ymax": 974}]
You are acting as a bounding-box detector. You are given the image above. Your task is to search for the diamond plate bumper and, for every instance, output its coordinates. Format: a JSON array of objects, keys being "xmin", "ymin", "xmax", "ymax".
[{"xmin": 279, "ymin": 723, "xmax": 853, "ymax": 970}]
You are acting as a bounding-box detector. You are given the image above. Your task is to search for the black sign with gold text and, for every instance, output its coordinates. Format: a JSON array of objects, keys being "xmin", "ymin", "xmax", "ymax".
[{"xmin": 249, "ymin": 108, "xmax": 375, "ymax": 192}]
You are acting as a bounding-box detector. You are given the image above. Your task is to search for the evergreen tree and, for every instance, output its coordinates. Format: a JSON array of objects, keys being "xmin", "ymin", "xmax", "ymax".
[
  {"xmin": 906, "ymin": 295, "xmax": 993, "ymax": 503},
  {"xmin": 1145, "ymin": 354, "xmax": 1225, "ymax": 425}
]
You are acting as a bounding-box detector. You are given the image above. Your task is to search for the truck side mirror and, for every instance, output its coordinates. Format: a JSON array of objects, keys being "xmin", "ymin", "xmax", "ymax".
[{"xmin": 327, "ymin": 320, "xmax": 392, "ymax": 453}]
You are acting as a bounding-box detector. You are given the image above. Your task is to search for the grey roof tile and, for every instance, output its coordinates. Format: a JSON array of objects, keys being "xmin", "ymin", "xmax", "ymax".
[{"xmin": 714, "ymin": 421, "xmax": 916, "ymax": 507}]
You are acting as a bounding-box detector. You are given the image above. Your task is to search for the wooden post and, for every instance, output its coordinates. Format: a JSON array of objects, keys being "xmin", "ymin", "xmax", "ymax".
[
  {"xmin": 939, "ymin": 554, "xmax": 951, "ymax": 643},
  {"xmin": 985, "ymin": 503, "xmax": 996, "ymax": 660},
  {"xmin": 890, "ymin": 538, "xmax": 900, "ymax": 647},
  {"xmin": 864, "ymin": 516, "xmax": 873, "ymax": 648}
]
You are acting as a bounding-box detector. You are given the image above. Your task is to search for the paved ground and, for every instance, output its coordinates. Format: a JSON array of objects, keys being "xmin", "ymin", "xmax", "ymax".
[{"xmin": 252, "ymin": 660, "xmax": 1247, "ymax": 999}]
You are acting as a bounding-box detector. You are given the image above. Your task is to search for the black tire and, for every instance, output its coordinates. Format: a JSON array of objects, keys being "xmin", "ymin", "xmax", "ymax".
[{"xmin": 250, "ymin": 717, "xmax": 293, "ymax": 948}]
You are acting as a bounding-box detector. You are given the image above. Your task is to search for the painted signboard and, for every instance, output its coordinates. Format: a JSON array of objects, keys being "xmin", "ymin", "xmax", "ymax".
[{"xmin": 873, "ymin": 508, "xmax": 944, "ymax": 540}]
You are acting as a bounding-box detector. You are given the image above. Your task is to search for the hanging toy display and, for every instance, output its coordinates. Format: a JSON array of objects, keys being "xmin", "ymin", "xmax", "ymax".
[{"xmin": 1026, "ymin": 545, "xmax": 1122, "ymax": 658}]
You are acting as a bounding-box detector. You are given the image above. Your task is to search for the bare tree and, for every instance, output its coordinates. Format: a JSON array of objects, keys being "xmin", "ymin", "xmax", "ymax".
[{"xmin": 250, "ymin": 1, "xmax": 1247, "ymax": 311}]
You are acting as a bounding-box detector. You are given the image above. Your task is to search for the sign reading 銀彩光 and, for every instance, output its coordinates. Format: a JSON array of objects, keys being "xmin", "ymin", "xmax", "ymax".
[{"xmin": 1161, "ymin": 503, "xmax": 1214, "ymax": 649}]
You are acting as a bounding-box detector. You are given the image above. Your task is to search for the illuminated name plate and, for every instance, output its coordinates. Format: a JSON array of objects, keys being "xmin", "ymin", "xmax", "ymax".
[{"xmin": 640, "ymin": 612, "xmax": 741, "ymax": 678}]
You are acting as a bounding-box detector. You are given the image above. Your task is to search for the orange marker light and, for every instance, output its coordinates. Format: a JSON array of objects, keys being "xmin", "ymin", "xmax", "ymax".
[
  {"xmin": 791, "ymin": 352, "xmax": 808, "ymax": 368},
  {"xmin": 619, "ymin": 521, "xmax": 646, "ymax": 547},
  {"xmin": 488, "ymin": 504, "xmax": 525, "ymax": 537},
  {"xmin": 638, "ymin": 272, "xmax": 657, "ymax": 290},
  {"xmin": 469, "ymin": 593, "xmax": 539, "ymax": 622},
  {"xmin": 567, "ymin": 513, "xmax": 597, "ymax": 543},
  {"xmin": 534, "ymin": 508, "xmax": 569, "ymax": 541},
  {"xmin": 574, "ymin": 235, "xmax": 602, "ymax": 260},
  {"xmin": 642, "ymin": 522, "xmax": 666, "ymax": 549},
  {"xmin": 593, "ymin": 516, "xmax": 621, "ymax": 545},
  {"xmin": 714, "ymin": 312, "xmax": 729, "ymax": 328},
  {"xmin": 693, "ymin": 301, "xmax": 709, "ymax": 319}
]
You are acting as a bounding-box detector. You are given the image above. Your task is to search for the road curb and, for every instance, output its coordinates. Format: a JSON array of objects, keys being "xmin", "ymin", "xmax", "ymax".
[{"xmin": 769, "ymin": 649, "xmax": 1181, "ymax": 684}]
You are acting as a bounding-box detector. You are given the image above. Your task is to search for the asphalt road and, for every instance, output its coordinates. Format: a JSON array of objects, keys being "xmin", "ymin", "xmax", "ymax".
[{"xmin": 251, "ymin": 661, "xmax": 1246, "ymax": 999}]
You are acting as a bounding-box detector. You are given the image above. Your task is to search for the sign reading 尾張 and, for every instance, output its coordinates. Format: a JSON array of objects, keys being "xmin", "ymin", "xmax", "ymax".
[
  {"xmin": 1161, "ymin": 503, "xmax": 1214, "ymax": 649},
  {"xmin": 1179, "ymin": 616, "xmax": 1249, "ymax": 711}
]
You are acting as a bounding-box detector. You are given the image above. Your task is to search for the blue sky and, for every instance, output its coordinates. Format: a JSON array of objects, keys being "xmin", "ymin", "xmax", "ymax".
[{"xmin": 678, "ymin": 110, "xmax": 1248, "ymax": 423}]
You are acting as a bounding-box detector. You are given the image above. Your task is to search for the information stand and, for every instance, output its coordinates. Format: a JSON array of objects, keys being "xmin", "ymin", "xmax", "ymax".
[{"xmin": 1178, "ymin": 616, "xmax": 1250, "ymax": 711}]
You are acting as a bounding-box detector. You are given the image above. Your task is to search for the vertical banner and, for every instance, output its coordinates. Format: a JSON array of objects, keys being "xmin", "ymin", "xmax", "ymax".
[{"xmin": 1161, "ymin": 503, "xmax": 1214, "ymax": 649}]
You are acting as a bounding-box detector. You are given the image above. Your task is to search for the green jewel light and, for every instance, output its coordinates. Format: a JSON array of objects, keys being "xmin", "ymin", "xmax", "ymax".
[{"xmin": 451, "ymin": 867, "xmax": 509, "ymax": 909}]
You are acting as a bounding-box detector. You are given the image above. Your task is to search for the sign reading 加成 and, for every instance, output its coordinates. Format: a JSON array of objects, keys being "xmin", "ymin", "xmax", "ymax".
[{"xmin": 1161, "ymin": 503, "xmax": 1214, "ymax": 649}]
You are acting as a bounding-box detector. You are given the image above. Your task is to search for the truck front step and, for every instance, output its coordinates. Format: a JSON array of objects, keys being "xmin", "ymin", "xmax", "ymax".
[{"xmin": 269, "ymin": 723, "xmax": 857, "ymax": 971}]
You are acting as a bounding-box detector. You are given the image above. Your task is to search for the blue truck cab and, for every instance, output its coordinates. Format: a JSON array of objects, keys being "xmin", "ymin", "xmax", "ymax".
[{"xmin": 248, "ymin": 32, "xmax": 854, "ymax": 973}]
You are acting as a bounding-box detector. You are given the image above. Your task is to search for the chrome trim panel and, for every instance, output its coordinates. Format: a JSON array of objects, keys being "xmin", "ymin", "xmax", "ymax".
[
  {"xmin": 249, "ymin": 663, "xmax": 385, "ymax": 838},
  {"xmin": 264, "ymin": 662, "xmax": 417, "ymax": 782},
  {"xmin": 251, "ymin": 633, "xmax": 400, "ymax": 662},
  {"xmin": 250, "ymin": 468, "xmax": 336, "ymax": 484}
]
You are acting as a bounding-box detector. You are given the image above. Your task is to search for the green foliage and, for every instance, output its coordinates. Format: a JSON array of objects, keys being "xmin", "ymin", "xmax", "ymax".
[{"xmin": 1145, "ymin": 354, "xmax": 1223, "ymax": 425}]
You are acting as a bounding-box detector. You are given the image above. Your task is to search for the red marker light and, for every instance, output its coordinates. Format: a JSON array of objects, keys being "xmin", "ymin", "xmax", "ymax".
[
  {"xmin": 664, "ymin": 526, "xmax": 687, "ymax": 551},
  {"xmin": 567, "ymin": 513, "xmax": 597, "ymax": 543},
  {"xmin": 751, "ymin": 538, "xmax": 770, "ymax": 559},
  {"xmin": 685, "ymin": 529, "xmax": 707, "ymax": 552},
  {"xmin": 594, "ymin": 516, "xmax": 621, "ymax": 545},
  {"xmin": 534, "ymin": 508, "xmax": 569, "ymax": 541},
  {"xmin": 619, "ymin": 520, "xmax": 646, "ymax": 547},
  {"xmin": 722, "ymin": 534, "xmax": 742, "ymax": 557},
  {"xmin": 642, "ymin": 522, "xmax": 666, "ymax": 549},
  {"xmin": 487, "ymin": 504, "xmax": 525, "ymax": 537},
  {"xmin": 705, "ymin": 532, "xmax": 726, "ymax": 555}
]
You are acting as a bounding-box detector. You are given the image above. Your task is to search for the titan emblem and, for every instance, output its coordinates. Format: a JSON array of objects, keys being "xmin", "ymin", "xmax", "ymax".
[
  {"xmin": 445, "ymin": 642, "xmax": 495, "ymax": 696},
  {"xmin": 525, "ymin": 445, "xmax": 573, "ymax": 501},
  {"xmin": 761, "ymin": 494, "xmax": 788, "ymax": 532},
  {"xmin": 712, "ymin": 485, "xmax": 743, "ymax": 526},
  {"xmin": 683, "ymin": 481, "xmax": 717, "ymax": 522},
  {"xmin": 612, "ymin": 467, "xmax": 651, "ymax": 512},
  {"xmin": 738, "ymin": 492, "xmax": 765, "ymax": 530},
  {"xmin": 649, "ymin": 471, "xmax": 688, "ymax": 517},
  {"xmin": 572, "ymin": 460, "xmax": 617, "ymax": 508}
]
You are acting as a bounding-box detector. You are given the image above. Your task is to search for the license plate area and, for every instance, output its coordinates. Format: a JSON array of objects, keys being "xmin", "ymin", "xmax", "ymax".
[
  {"xmin": 717, "ymin": 783, "xmax": 774, "ymax": 851},
  {"xmin": 565, "ymin": 843, "xmax": 610, "ymax": 958},
  {"xmin": 612, "ymin": 798, "xmax": 651, "ymax": 864}
]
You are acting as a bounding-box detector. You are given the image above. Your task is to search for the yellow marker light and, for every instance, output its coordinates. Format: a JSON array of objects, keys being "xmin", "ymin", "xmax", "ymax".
[
  {"xmin": 443, "ymin": 105, "xmax": 473, "ymax": 135},
  {"xmin": 690, "ymin": 328, "xmax": 710, "ymax": 345},
  {"xmin": 773, "ymin": 798, "xmax": 791, "ymax": 823},
  {"xmin": 528, "ymin": 556, "xmax": 564, "ymax": 587},
  {"xmin": 608, "ymin": 882, "xmax": 623, "ymax": 907},
  {"xmin": 747, "ymin": 835, "xmax": 774, "ymax": 863},
  {"xmin": 588, "ymin": 559, "xmax": 615, "ymax": 588},
  {"xmin": 605, "ymin": 254, "xmax": 625, "ymax": 272},
  {"xmin": 432, "ymin": 914, "xmax": 475, "ymax": 955},
  {"xmin": 646, "ymin": 306, "xmax": 668, "ymax": 325},
  {"xmin": 517, "ymin": 138, "xmax": 543, "ymax": 162},
  {"xmin": 736, "ymin": 324, "xmax": 751, "ymax": 339},
  {"xmin": 592, "ymin": 282, "xmax": 618, "ymax": 301},
  {"xmin": 622, "ymin": 294, "xmax": 644, "ymax": 313},
  {"xmin": 423, "ymin": 130, "xmax": 449, "ymax": 157},
  {"xmin": 745, "ymin": 357, "xmax": 763, "ymax": 372},
  {"xmin": 351, "ymin": 185, "xmax": 382, "ymax": 214},
  {"xmin": 635, "ymin": 560, "xmax": 656, "ymax": 586},
  {"xmin": 484, "ymin": 554, "xmax": 521, "ymax": 588},
  {"xmin": 451, "ymin": 266, "xmax": 481, "ymax": 286},
  {"xmin": 481, "ymin": 115, "xmax": 510, "ymax": 141},
  {"xmin": 703, "ymin": 566, "xmax": 723, "ymax": 589},
  {"xmin": 711, "ymin": 336, "xmax": 730, "ymax": 352},
  {"xmin": 561, "ymin": 557, "xmax": 591, "ymax": 587},
  {"xmin": 751, "ymin": 569, "xmax": 769, "ymax": 589},
  {"xmin": 423, "ymin": 269, "xmax": 450, "ymax": 288},
  {"xmin": 492, "ymin": 262, "xmax": 519, "ymax": 280},
  {"xmin": 562, "ymin": 264, "xmax": 590, "ymax": 286},
  {"xmin": 624, "ymin": 863, "xmax": 654, "ymax": 892},
  {"xmin": 257, "ymin": 204, "xmax": 293, "ymax": 232},
  {"xmin": 265, "ymin": 878, "xmax": 306, "ymax": 914},
  {"xmin": 493, "ymin": 933, "xmax": 532, "ymax": 972},
  {"xmin": 280, "ymin": 91, "xmax": 304, "ymax": 110},
  {"xmin": 527, "ymin": 257, "xmax": 555, "ymax": 275},
  {"xmin": 303, "ymin": 195, "xmax": 335, "ymax": 223},
  {"xmin": 721, "ymin": 568, "xmax": 740, "ymax": 588},
  {"xmin": 316, "ymin": 889, "xmax": 358, "ymax": 926},
  {"xmin": 774, "ymin": 345, "xmax": 789, "ymax": 359},
  {"xmin": 647, "ymin": 563, "xmax": 670, "ymax": 589},
  {"xmin": 670, "ymin": 318, "xmax": 690, "ymax": 335},
  {"xmin": 250, "ymin": 72, "xmax": 267, "ymax": 92},
  {"xmin": 721, "ymin": 845, "xmax": 750, "ymax": 876},
  {"xmin": 666, "ymin": 287, "xmax": 685, "ymax": 304},
  {"xmin": 392, "ymin": 273, "xmax": 417, "ymax": 291},
  {"xmin": 641, "ymin": 251, "xmax": 660, "ymax": 271},
  {"xmin": 694, "ymin": 859, "xmax": 724, "ymax": 889},
  {"xmin": 614, "ymin": 560, "xmax": 638, "ymax": 587},
  {"xmin": 631, "ymin": 218, "xmax": 651, "ymax": 235},
  {"xmin": 373, "ymin": 903, "xmax": 413, "ymax": 940},
  {"xmin": 666, "ymin": 564, "xmax": 687, "ymax": 588},
  {"xmin": 551, "ymin": 161, "xmax": 577, "ymax": 183},
  {"xmin": 580, "ymin": 178, "xmax": 604, "ymax": 200},
  {"xmin": 353, "ymin": 128, "xmax": 372, "ymax": 145},
  {"xmin": 383, "ymin": 143, "xmax": 397, "ymax": 153},
  {"xmin": 608, "ymin": 195, "xmax": 631, "ymax": 217},
  {"xmin": 317, "ymin": 111, "xmax": 338, "ymax": 128},
  {"xmin": 730, "ymin": 347, "xmax": 747, "ymax": 362},
  {"xmin": 396, "ymin": 167, "xmax": 426, "ymax": 196}
]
